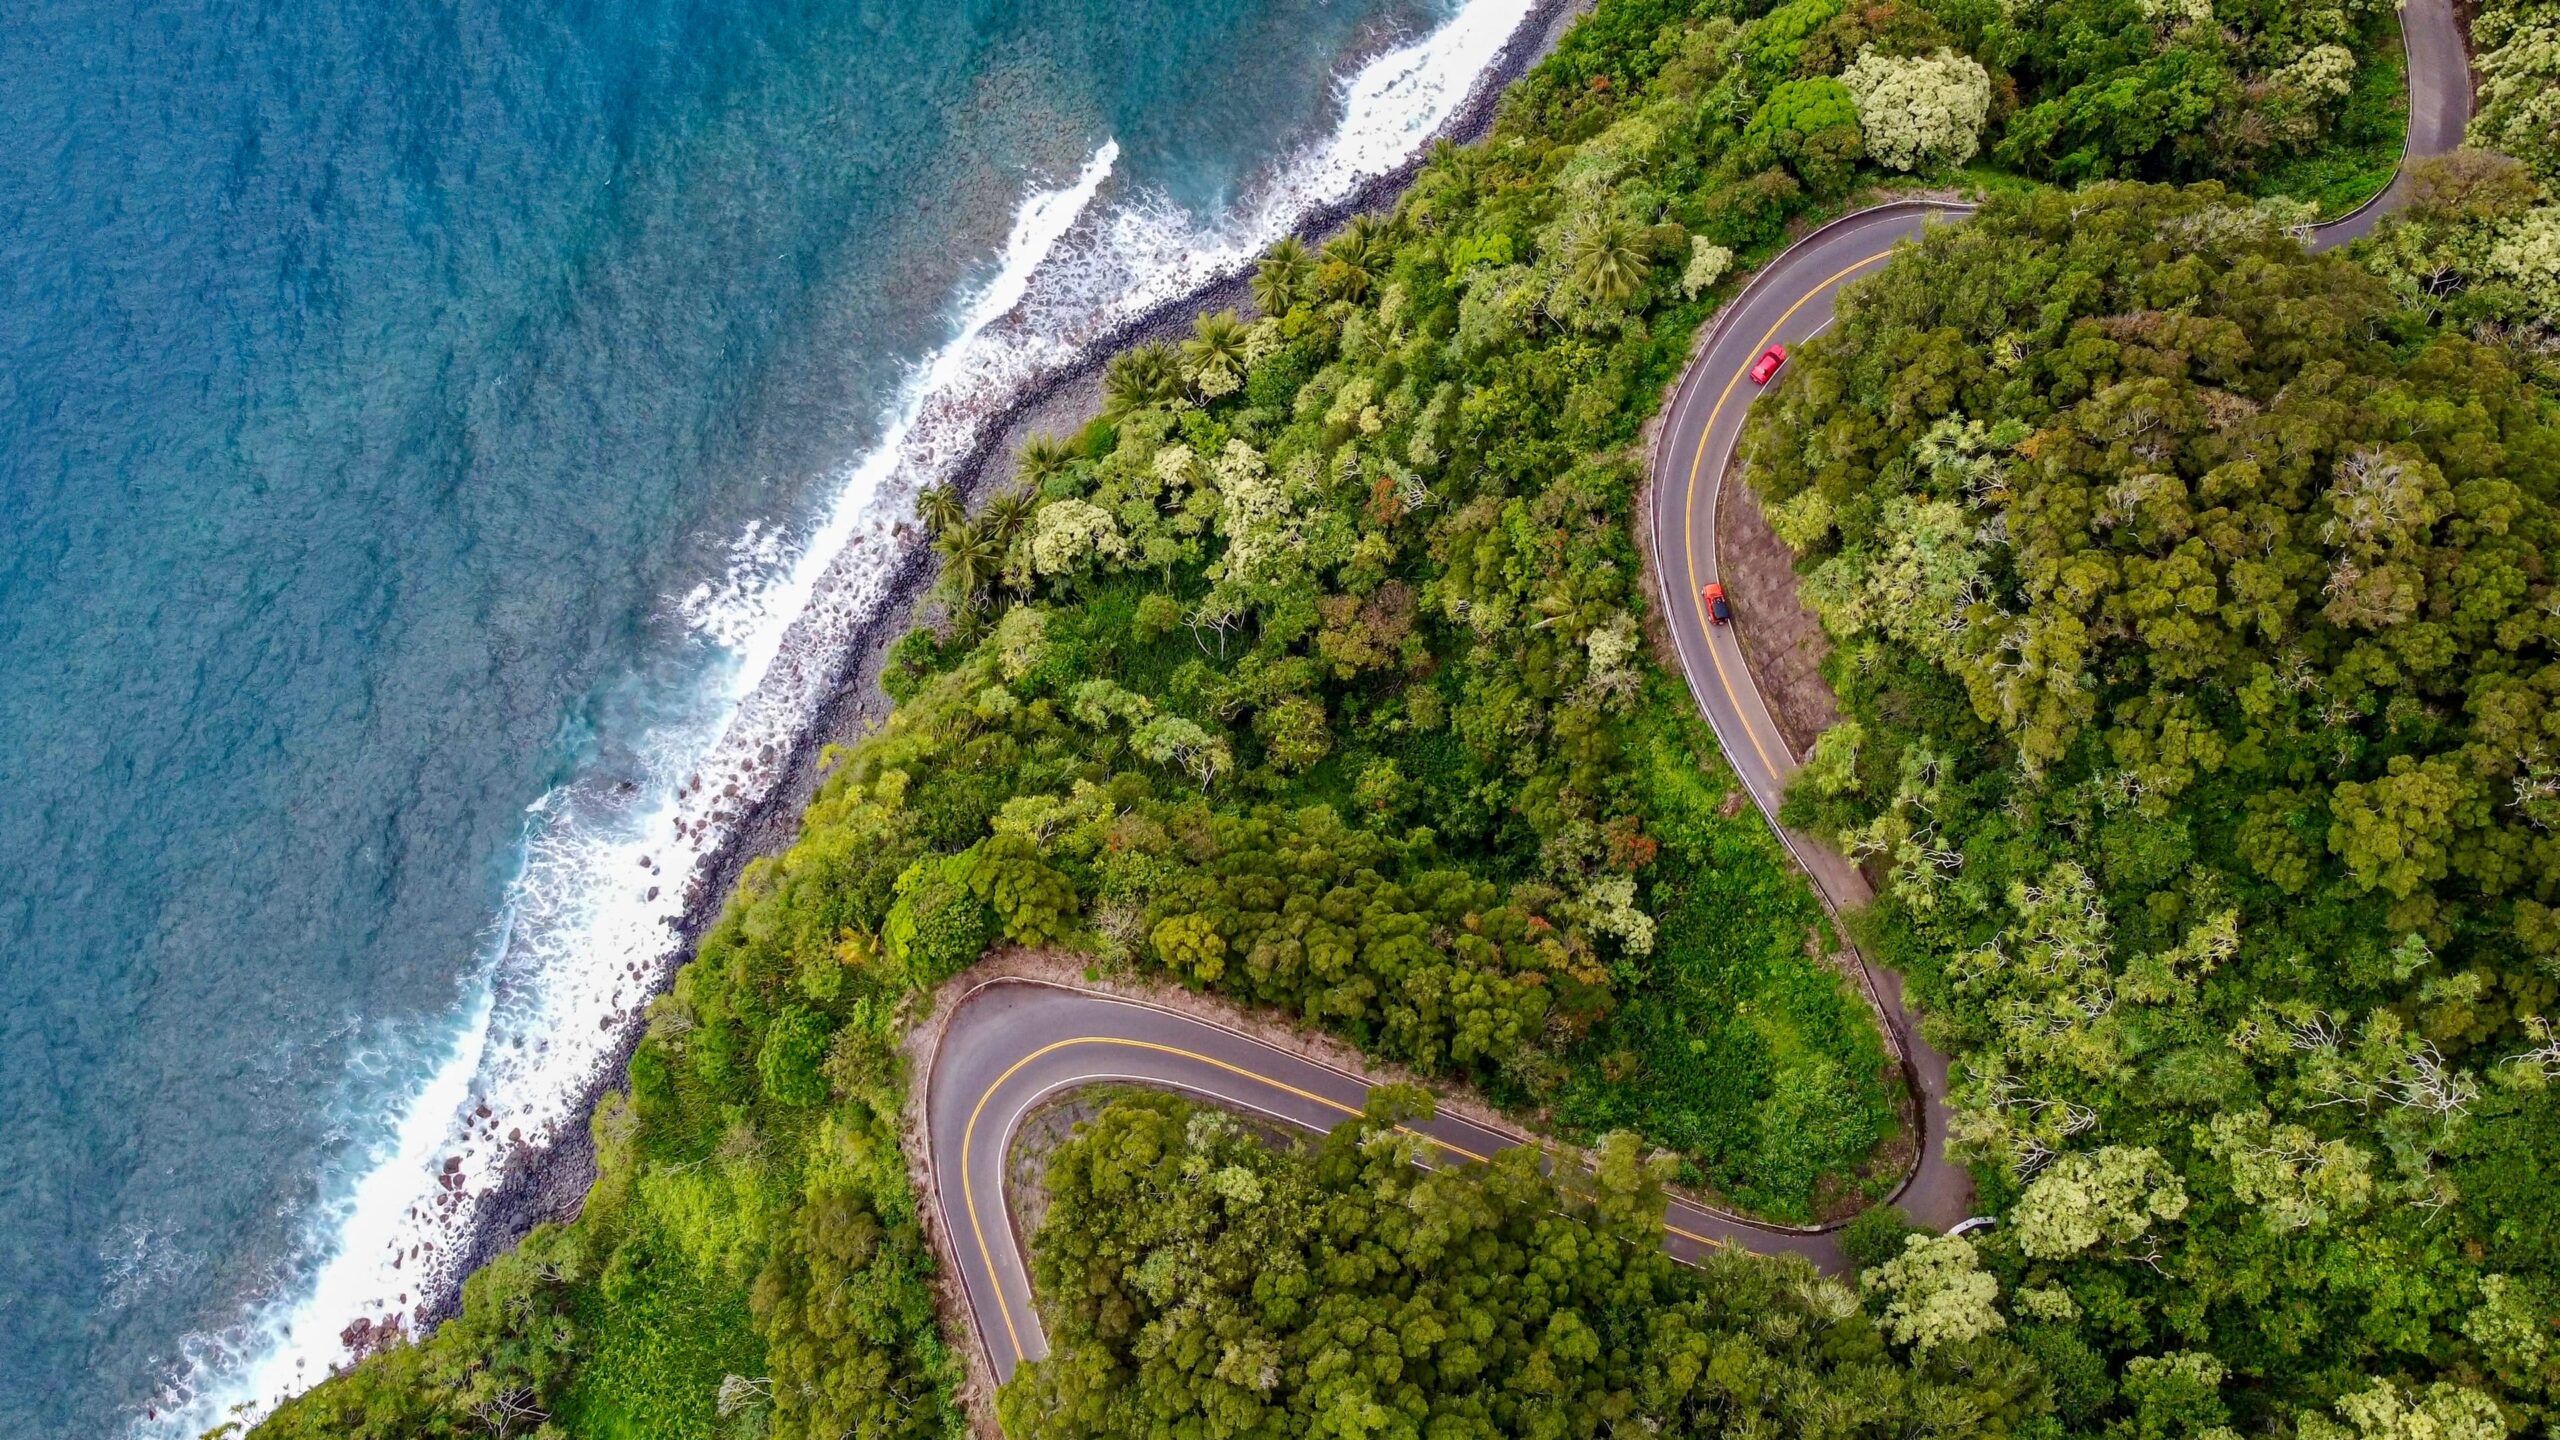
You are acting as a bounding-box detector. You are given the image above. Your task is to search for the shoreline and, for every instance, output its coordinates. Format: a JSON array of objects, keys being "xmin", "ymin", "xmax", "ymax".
[{"xmin": 432, "ymin": 0, "xmax": 1592, "ymax": 1325}]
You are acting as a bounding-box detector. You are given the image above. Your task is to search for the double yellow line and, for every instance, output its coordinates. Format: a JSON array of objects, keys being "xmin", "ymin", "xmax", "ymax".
[
  {"xmin": 1678, "ymin": 248, "xmax": 1898, "ymax": 784},
  {"xmin": 957, "ymin": 1034, "xmax": 1728, "ymax": 1366},
  {"xmin": 953, "ymin": 240, "xmax": 1914, "ymax": 1375}
]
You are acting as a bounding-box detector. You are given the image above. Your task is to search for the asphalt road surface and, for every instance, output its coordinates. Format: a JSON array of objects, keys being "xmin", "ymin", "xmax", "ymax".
[
  {"xmin": 928, "ymin": 979, "xmax": 1850, "ymax": 1380},
  {"xmin": 926, "ymin": 0, "xmax": 2470, "ymax": 1385}
]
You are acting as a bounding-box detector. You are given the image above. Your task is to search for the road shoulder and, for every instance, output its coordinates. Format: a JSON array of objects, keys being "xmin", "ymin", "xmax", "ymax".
[{"xmin": 900, "ymin": 948, "xmax": 1571, "ymax": 1432}]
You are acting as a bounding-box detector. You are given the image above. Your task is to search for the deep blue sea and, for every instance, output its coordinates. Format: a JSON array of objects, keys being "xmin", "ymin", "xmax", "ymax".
[{"xmin": 0, "ymin": 0, "xmax": 1530, "ymax": 1430}]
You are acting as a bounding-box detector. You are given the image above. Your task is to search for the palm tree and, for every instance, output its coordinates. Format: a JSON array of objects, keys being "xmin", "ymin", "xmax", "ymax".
[
  {"xmin": 1016, "ymin": 434, "xmax": 1071, "ymax": 489},
  {"xmin": 934, "ymin": 519, "xmax": 1004, "ymax": 606},
  {"xmin": 1251, "ymin": 236, "xmax": 1314, "ymax": 316},
  {"xmin": 1179, "ymin": 310, "xmax": 1251, "ymax": 394},
  {"xmin": 1419, "ymin": 138, "xmax": 1479, "ymax": 215},
  {"xmin": 982, "ymin": 486, "xmax": 1038, "ymax": 542},
  {"xmin": 913, "ymin": 482, "xmax": 965, "ymax": 538},
  {"xmin": 1564, "ymin": 223, "xmax": 1651, "ymax": 308},
  {"xmin": 1318, "ymin": 214, "xmax": 1395, "ymax": 304},
  {"xmin": 1342, "ymin": 211, "xmax": 1397, "ymax": 257},
  {"xmin": 1102, "ymin": 344, "xmax": 1184, "ymax": 418}
]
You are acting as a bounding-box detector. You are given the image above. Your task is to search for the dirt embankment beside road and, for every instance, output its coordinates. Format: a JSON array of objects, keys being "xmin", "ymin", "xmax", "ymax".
[{"xmin": 1714, "ymin": 452, "xmax": 1840, "ymax": 761}]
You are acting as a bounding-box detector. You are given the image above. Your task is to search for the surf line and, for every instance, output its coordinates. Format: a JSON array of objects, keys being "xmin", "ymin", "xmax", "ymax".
[{"xmin": 154, "ymin": 0, "xmax": 1557, "ymax": 1427}]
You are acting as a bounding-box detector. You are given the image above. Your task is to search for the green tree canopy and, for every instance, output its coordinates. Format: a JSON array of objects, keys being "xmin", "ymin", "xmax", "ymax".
[
  {"xmin": 1752, "ymin": 181, "xmax": 2560, "ymax": 1434},
  {"xmin": 1001, "ymin": 1095, "xmax": 2048, "ymax": 1440}
]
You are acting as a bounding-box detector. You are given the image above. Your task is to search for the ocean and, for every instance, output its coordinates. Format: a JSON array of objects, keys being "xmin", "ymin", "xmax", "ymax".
[{"xmin": 0, "ymin": 0, "xmax": 1540, "ymax": 1431}]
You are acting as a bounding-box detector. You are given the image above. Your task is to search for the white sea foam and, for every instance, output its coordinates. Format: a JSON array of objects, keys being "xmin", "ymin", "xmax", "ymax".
[{"xmin": 141, "ymin": 0, "xmax": 1538, "ymax": 1429}]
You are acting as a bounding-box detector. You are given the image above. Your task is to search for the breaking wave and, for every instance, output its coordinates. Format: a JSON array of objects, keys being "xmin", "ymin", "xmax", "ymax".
[{"xmin": 143, "ymin": 0, "xmax": 1537, "ymax": 1429}]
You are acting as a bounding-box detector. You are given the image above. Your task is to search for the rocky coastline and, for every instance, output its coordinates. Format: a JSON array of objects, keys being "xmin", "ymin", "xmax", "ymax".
[{"xmin": 427, "ymin": 0, "xmax": 1592, "ymax": 1329}]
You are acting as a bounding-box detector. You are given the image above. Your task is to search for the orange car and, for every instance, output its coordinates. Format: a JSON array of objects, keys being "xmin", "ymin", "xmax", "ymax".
[{"xmin": 1701, "ymin": 582, "xmax": 1731, "ymax": 625}]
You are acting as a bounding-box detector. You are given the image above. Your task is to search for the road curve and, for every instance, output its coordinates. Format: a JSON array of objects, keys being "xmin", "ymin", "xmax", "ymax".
[
  {"xmin": 927, "ymin": 979, "xmax": 1846, "ymax": 1382},
  {"xmin": 926, "ymin": 0, "xmax": 2470, "ymax": 1387},
  {"xmin": 1641, "ymin": 0, "xmax": 2468, "ymax": 1274},
  {"xmin": 2304, "ymin": 0, "xmax": 2473, "ymax": 251},
  {"xmin": 1648, "ymin": 197, "xmax": 1982, "ymax": 1245}
]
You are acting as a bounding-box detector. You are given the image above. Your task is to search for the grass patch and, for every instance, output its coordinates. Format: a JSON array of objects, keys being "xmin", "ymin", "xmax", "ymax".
[
  {"xmin": 1542, "ymin": 710, "xmax": 1895, "ymax": 1222},
  {"xmin": 2253, "ymin": 12, "xmax": 2408, "ymax": 218},
  {"xmin": 1945, "ymin": 164, "xmax": 2045, "ymax": 202},
  {"xmin": 551, "ymin": 1228, "xmax": 764, "ymax": 1440}
]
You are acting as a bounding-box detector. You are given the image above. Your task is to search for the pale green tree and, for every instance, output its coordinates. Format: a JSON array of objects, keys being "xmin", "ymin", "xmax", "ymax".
[
  {"xmin": 1454, "ymin": 263, "xmax": 1545, "ymax": 356},
  {"xmin": 1065, "ymin": 678, "xmax": 1153, "ymax": 731},
  {"xmin": 1680, "ymin": 238, "xmax": 1733, "ymax": 298},
  {"xmin": 1028, "ymin": 498, "xmax": 1129, "ymax": 581},
  {"xmin": 2275, "ymin": 43, "xmax": 2358, "ymax": 101},
  {"xmin": 1940, "ymin": 863, "xmax": 2126, "ymax": 1083},
  {"xmin": 2469, "ymin": 0, "xmax": 2560, "ymax": 184},
  {"xmin": 1764, "ymin": 485, "xmax": 1838, "ymax": 552},
  {"xmin": 1862, "ymin": 1232, "xmax": 2005, "ymax": 1353},
  {"xmin": 1581, "ymin": 613, "xmax": 1640, "ymax": 701},
  {"xmin": 1839, "ymin": 48, "xmax": 1991, "ymax": 172},
  {"xmin": 2462, "ymin": 1274, "xmax": 2550, "ymax": 1384},
  {"xmin": 1573, "ymin": 872, "xmax": 1656, "ymax": 956},
  {"xmin": 2195, "ymin": 1109, "xmax": 2375, "ymax": 1231},
  {"xmin": 1132, "ymin": 716, "xmax": 1233, "ymax": 789},
  {"xmin": 993, "ymin": 604, "xmax": 1049, "ymax": 683},
  {"xmin": 2134, "ymin": 0, "xmax": 2212, "ymax": 27},
  {"xmin": 2119, "ymin": 1351, "xmax": 2236, "ymax": 1440},
  {"xmin": 1796, "ymin": 720, "xmax": 1865, "ymax": 799},
  {"xmin": 2361, "ymin": 150, "xmax": 2560, "ymax": 331},
  {"xmin": 1801, "ymin": 494, "xmax": 1988, "ymax": 659},
  {"xmin": 2296, "ymin": 1379, "xmax": 2503, "ymax": 1440},
  {"xmin": 1149, "ymin": 442, "xmax": 1199, "ymax": 497},
  {"xmin": 1207, "ymin": 439, "xmax": 1299, "ymax": 590},
  {"xmin": 1252, "ymin": 694, "xmax": 1331, "ymax": 773},
  {"xmin": 2484, "ymin": 207, "xmax": 2560, "ymax": 315},
  {"xmin": 2011, "ymin": 1145, "xmax": 2190, "ymax": 1259},
  {"xmin": 992, "ymin": 784, "xmax": 1114, "ymax": 854}
]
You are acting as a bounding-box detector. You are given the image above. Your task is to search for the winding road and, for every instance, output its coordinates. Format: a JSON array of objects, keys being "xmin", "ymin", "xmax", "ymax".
[{"xmin": 925, "ymin": 0, "xmax": 2472, "ymax": 1386}]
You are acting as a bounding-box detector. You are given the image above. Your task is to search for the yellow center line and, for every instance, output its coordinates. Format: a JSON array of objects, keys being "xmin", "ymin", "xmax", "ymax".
[
  {"xmin": 960, "ymin": 245, "xmax": 1916, "ymax": 1371},
  {"xmin": 1680, "ymin": 248, "xmax": 1898, "ymax": 783},
  {"xmin": 960, "ymin": 1046, "xmax": 1048, "ymax": 1363},
  {"xmin": 959, "ymin": 1035, "xmax": 1733, "ymax": 1363},
  {"xmin": 961, "ymin": 1035, "xmax": 1500, "ymax": 1364}
]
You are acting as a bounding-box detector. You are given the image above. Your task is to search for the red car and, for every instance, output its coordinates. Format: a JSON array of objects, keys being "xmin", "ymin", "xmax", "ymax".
[
  {"xmin": 1748, "ymin": 344, "xmax": 1788, "ymax": 385},
  {"xmin": 1702, "ymin": 582, "xmax": 1731, "ymax": 626}
]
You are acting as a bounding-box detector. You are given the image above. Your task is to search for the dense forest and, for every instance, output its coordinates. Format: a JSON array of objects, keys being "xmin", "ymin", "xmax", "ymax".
[
  {"xmin": 235, "ymin": 0, "xmax": 2518, "ymax": 1434},
  {"xmin": 1003, "ymin": 1089, "xmax": 2044, "ymax": 1439},
  {"xmin": 1744, "ymin": 4, "xmax": 2560, "ymax": 1433}
]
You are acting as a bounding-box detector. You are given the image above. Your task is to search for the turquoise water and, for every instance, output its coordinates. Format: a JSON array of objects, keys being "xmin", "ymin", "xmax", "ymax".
[{"xmin": 0, "ymin": 0, "xmax": 1502, "ymax": 1429}]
